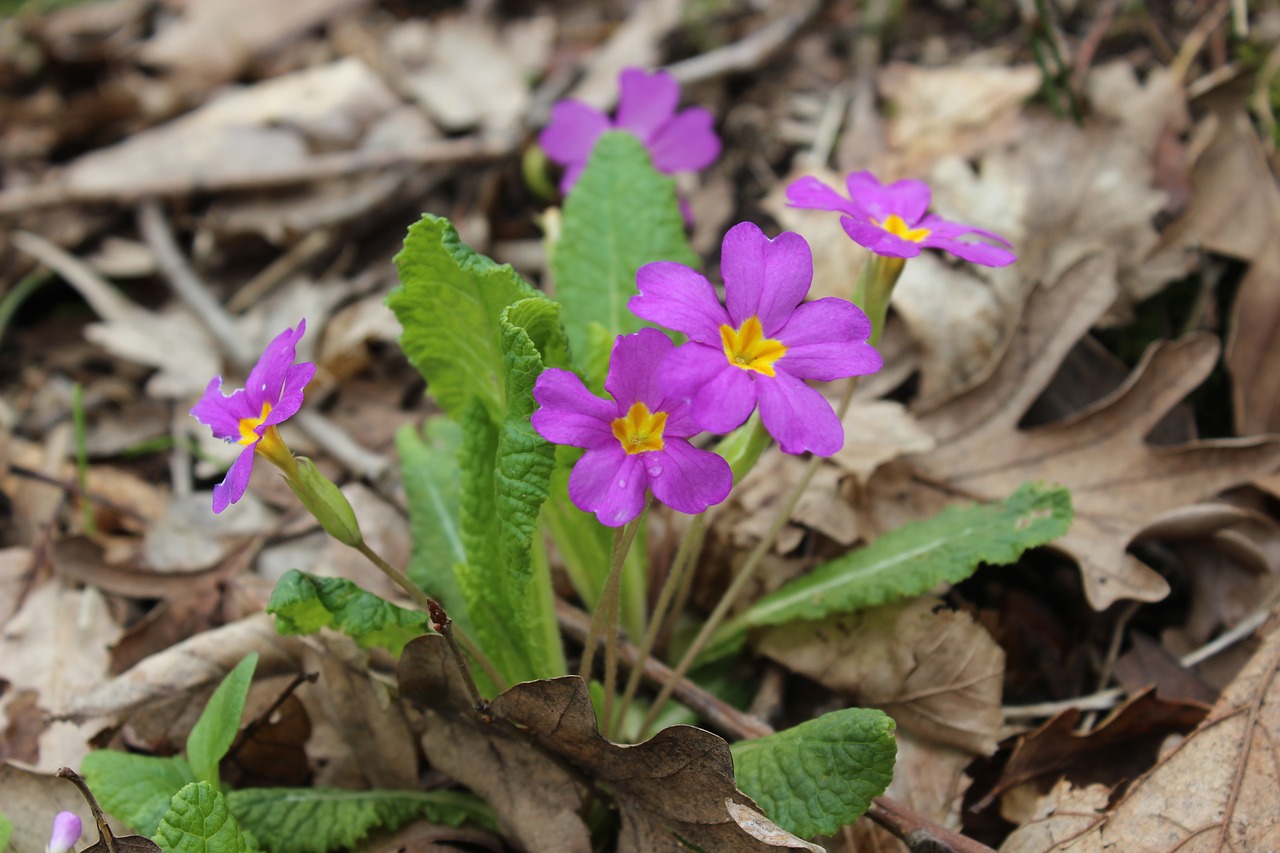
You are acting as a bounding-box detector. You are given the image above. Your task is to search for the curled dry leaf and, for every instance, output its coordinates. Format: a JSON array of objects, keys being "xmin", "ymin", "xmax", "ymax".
[
  {"xmin": 895, "ymin": 253, "xmax": 1280, "ymax": 609},
  {"xmin": 756, "ymin": 596, "xmax": 1004, "ymax": 756},
  {"xmin": 397, "ymin": 635, "xmax": 822, "ymax": 853},
  {"xmin": 1000, "ymin": 614, "xmax": 1280, "ymax": 852}
]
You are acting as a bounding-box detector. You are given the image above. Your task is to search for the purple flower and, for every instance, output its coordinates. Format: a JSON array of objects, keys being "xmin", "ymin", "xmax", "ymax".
[
  {"xmin": 532, "ymin": 329, "xmax": 732, "ymax": 527},
  {"xmin": 539, "ymin": 67, "xmax": 720, "ymax": 194},
  {"xmin": 191, "ymin": 321, "xmax": 315, "ymax": 513},
  {"xmin": 786, "ymin": 171, "xmax": 1016, "ymax": 267},
  {"xmin": 630, "ymin": 222, "xmax": 882, "ymax": 456},
  {"xmin": 47, "ymin": 812, "xmax": 81, "ymax": 853}
]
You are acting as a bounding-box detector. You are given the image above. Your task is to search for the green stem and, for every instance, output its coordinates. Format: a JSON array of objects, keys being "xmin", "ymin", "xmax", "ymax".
[
  {"xmin": 354, "ymin": 539, "xmax": 506, "ymax": 692},
  {"xmin": 610, "ymin": 512, "xmax": 707, "ymax": 739},
  {"xmin": 71, "ymin": 382, "xmax": 95, "ymax": 536}
]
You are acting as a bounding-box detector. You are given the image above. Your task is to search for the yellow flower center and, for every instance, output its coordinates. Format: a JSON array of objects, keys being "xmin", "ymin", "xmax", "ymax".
[
  {"xmin": 238, "ymin": 401, "xmax": 273, "ymax": 445},
  {"xmin": 720, "ymin": 316, "xmax": 787, "ymax": 378},
  {"xmin": 875, "ymin": 213, "xmax": 931, "ymax": 242},
  {"xmin": 611, "ymin": 402, "xmax": 667, "ymax": 455}
]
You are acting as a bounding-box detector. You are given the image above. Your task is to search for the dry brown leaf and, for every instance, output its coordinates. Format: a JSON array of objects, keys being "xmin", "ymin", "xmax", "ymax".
[
  {"xmin": 0, "ymin": 765, "xmax": 97, "ymax": 853},
  {"xmin": 897, "ymin": 254, "xmax": 1280, "ymax": 608},
  {"xmin": 831, "ymin": 401, "xmax": 935, "ymax": 486},
  {"xmin": 998, "ymin": 780, "xmax": 1111, "ymax": 853},
  {"xmin": 397, "ymin": 635, "xmax": 821, "ymax": 853},
  {"xmin": 757, "ymin": 596, "xmax": 1004, "ymax": 755},
  {"xmin": 1158, "ymin": 106, "xmax": 1280, "ymax": 436},
  {"xmin": 999, "ymin": 615, "xmax": 1280, "ymax": 852},
  {"xmin": 0, "ymin": 546, "xmax": 32, "ymax": 626}
]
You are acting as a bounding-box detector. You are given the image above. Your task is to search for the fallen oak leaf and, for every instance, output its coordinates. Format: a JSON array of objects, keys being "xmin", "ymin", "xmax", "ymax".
[
  {"xmin": 397, "ymin": 635, "xmax": 821, "ymax": 853},
  {"xmin": 901, "ymin": 253, "xmax": 1280, "ymax": 608},
  {"xmin": 999, "ymin": 609, "xmax": 1280, "ymax": 852}
]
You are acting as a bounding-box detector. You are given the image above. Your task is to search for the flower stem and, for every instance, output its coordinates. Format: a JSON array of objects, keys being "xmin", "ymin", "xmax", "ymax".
[
  {"xmin": 353, "ymin": 539, "xmax": 505, "ymax": 692},
  {"xmin": 579, "ymin": 503, "xmax": 647, "ymax": 732},
  {"xmin": 610, "ymin": 512, "xmax": 706, "ymax": 739}
]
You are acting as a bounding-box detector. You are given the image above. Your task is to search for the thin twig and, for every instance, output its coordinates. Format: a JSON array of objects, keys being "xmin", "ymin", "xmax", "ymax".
[
  {"xmin": 8, "ymin": 464, "xmax": 153, "ymax": 523},
  {"xmin": 866, "ymin": 799, "xmax": 998, "ymax": 853},
  {"xmin": 665, "ymin": 0, "xmax": 822, "ymax": 86},
  {"xmin": 428, "ymin": 599, "xmax": 485, "ymax": 712}
]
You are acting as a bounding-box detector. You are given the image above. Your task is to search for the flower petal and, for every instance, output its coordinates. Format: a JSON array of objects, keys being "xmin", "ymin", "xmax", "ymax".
[
  {"xmin": 645, "ymin": 439, "xmax": 732, "ymax": 515},
  {"xmin": 775, "ymin": 298, "xmax": 882, "ymax": 381},
  {"xmin": 212, "ymin": 444, "xmax": 257, "ymax": 513},
  {"xmin": 540, "ymin": 100, "xmax": 611, "ymax": 167},
  {"xmin": 532, "ymin": 368, "xmax": 617, "ymax": 449},
  {"xmin": 880, "ymin": 178, "xmax": 932, "ymax": 224},
  {"xmin": 190, "ymin": 376, "xmax": 250, "ymax": 441},
  {"xmin": 843, "ymin": 171, "xmax": 894, "ymax": 220},
  {"xmin": 244, "ymin": 320, "xmax": 307, "ymax": 409},
  {"xmin": 668, "ymin": 344, "xmax": 759, "ymax": 434},
  {"xmin": 923, "ymin": 235, "xmax": 1017, "ymax": 267},
  {"xmin": 647, "ymin": 107, "xmax": 721, "ymax": 172},
  {"xmin": 615, "ymin": 68, "xmax": 680, "ymax": 140},
  {"xmin": 757, "ymin": 371, "xmax": 843, "ymax": 456},
  {"xmin": 262, "ymin": 362, "xmax": 316, "ymax": 428},
  {"xmin": 48, "ymin": 813, "xmax": 82, "ymax": 853},
  {"xmin": 569, "ymin": 446, "xmax": 648, "ymax": 527},
  {"xmin": 605, "ymin": 328, "xmax": 677, "ymax": 412},
  {"xmin": 785, "ymin": 175, "xmax": 860, "ymax": 216},
  {"xmin": 840, "ymin": 217, "xmax": 923, "ymax": 259},
  {"xmin": 631, "ymin": 262, "xmax": 729, "ymax": 344},
  {"xmin": 721, "ymin": 223, "xmax": 813, "ymax": 334}
]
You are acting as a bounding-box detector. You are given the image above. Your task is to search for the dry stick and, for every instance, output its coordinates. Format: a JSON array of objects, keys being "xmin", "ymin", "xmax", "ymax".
[
  {"xmin": 665, "ymin": 0, "xmax": 821, "ymax": 86},
  {"xmin": 558, "ymin": 600, "xmax": 997, "ymax": 852},
  {"xmin": 55, "ymin": 768, "xmax": 119, "ymax": 853},
  {"xmin": 428, "ymin": 599, "xmax": 484, "ymax": 712},
  {"xmin": 0, "ymin": 135, "xmax": 513, "ymax": 215},
  {"xmin": 8, "ymin": 464, "xmax": 153, "ymax": 524}
]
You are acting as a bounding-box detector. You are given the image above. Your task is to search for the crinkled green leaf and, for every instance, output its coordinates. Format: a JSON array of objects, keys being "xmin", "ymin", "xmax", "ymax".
[
  {"xmin": 395, "ymin": 417, "xmax": 470, "ymax": 631},
  {"xmin": 551, "ymin": 131, "xmax": 698, "ymax": 361},
  {"xmin": 267, "ymin": 570, "xmax": 431, "ymax": 655},
  {"xmin": 225, "ymin": 787, "xmax": 494, "ymax": 853},
  {"xmin": 186, "ymin": 653, "xmax": 257, "ymax": 788},
  {"xmin": 153, "ymin": 783, "xmax": 255, "ymax": 853},
  {"xmin": 389, "ymin": 214, "xmax": 538, "ymax": 421},
  {"xmin": 81, "ymin": 752, "xmax": 195, "ymax": 837},
  {"xmin": 720, "ymin": 483, "xmax": 1072, "ymax": 647},
  {"xmin": 731, "ymin": 709, "xmax": 897, "ymax": 838}
]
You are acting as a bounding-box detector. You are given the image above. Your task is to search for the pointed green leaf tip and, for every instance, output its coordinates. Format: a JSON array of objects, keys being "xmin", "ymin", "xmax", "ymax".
[
  {"xmin": 732, "ymin": 708, "xmax": 897, "ymax": 838},
  {"xmin": 186, "ymin": 652, "xmax": 257, "ymax": 788},
  {"xmin": 551, "ymin": 131, "xmax": 698, "ymax": 360},
  {"xmin": 267, "ymin": 569, "xmax": 432, "ymax": 655},
  {"xmin": 733, "ymin": 482, "xmax": 1072, "ymax": 633},
  {"xmin": 153, "ymin": 782, "xmax": 256, "ymax": 853},
  {"xmin": 388, "ymin": 214, "xmax": 539, "ymax": 422}
]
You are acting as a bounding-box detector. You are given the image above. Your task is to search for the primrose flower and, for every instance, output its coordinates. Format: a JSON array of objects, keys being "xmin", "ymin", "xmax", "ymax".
[
  {"xmin": 191, "ymin": 320, "xmax": 315, "ymax": 513},
  {"xmin": 47, "ymin": 812, "xmax": 81, "ymax": 853},
  {"xmin": 532, "ymin": 329, "xmax": 732, "ymax": 527},
  {"xmin": 786, "ymin": 171, "xmax": 1016, "ymax": 267},
  {"xmin": 539, "ymin": 66, "xmax": 720, "ymax": 194},
  {"xmin": 630, "ymin": 222, "xmax": 882, "ymax": 457}
]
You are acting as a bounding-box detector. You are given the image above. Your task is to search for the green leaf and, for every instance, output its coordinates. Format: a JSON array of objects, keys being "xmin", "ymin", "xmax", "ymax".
[
  {"xmin": 551, "ymin": 131, "xmax": 698, "ymax": 360},
  {"xmin": 225, "ymin": 787, "xmax": 494, "ymax": 853},
  {"xmin": 395, "ymin": 417, "xmax": 469, "ymax": 629},
  {"xmin": 187, "ymin": 653, "xmax": 258, "ymax": 788},
  {"xmin": 267, "ymin": 570, "xmax": 432, "ymax": 655},
  {"xmin": 724, "ymin": 482, "xmax": 1072, "ymax": 640},
  {"xmin": 454, "ymin": 299, "xmax": 565, "ymax": 684},
  {"xmin": 81, "ymin": 752, "xmax": 195, "ymax": 837},
  {"xmin": 153, "ymin": 783, "xmax": 255, "ymax": 853},
  {"xmin": 0, "ymin": 809, "xmax": 13, "ymax": 852},
  {"xmin": 731, "ymin": 709, "xmax": 897, "ymax": 838},
  {"xmin": 389, "ymin": 213, "xmax": 539, "ymax": 422}
]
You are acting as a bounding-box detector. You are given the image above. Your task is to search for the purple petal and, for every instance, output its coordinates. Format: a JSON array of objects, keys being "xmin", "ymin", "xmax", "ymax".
[
  {"xmin": 212, "ymin": 445, "xmax": 257, "ymax": 513},
  {"xmin": 605, "ymin": 329, "xmax": 677, "ymax": 411},
  {"xmin": 840, "ymin": 217, "xmax": 923, "ymax": 259},
  {"xmin": 190, "ymin": 376, "xmax": 251, "ymax": 441},
  {"xmin": 880, "ymin": 178, "xmax": 932, "ymax": 224},
  {"xmin": 540, "ymin": 100, "xmax": 611, "ymax": 167},
  {"xmin": 615, "ymin": 67, "xmax": 680, "ymax": 141},
  {"xmin": 631, "ymin": 262, "xmax": 729, "ymax": 344},
  {"xmin": 784, "ymin": 176, "xmax": 860, "ymax": 216},
  {"xmin": 720, "ymin": 223, "xmax": 813, "ymax": 334},
  {"xmin": 663, "ymin": 344, "xmax": 758, "ymax": 434},
  {"xmin": 569, "ymin": 446, "xmax": 648, "ymax": 527},
  {"xmin": 262, "ymin": 362, "xmax": 316, "ymax": 428},
  {"xmin": 645, "ymin": 439, "xmax": 732, "ymax": 515},
  {"xmin": 647, "ymin": 107, "xmax": 721, "ymax": 173},
  {"xmin": 756, "ymin": 371, "xmax": 843, "ymax": 456},
  {"xmin": 244, "ymin": 321, "xmax": 307, "ymax": 410},
  {"xmin": 531, "ymin": 369, "xmax": 617, "ymax": 449},
  {"xmin": 775, "ymin": 298, "xmax": 882, "ymax": 382},
  {"xmin": 921, "ymin": 215, "xmax": 1013, "ymax": 246},
  {"xmin": 559, "ymin": 162, "xmax": 588, "ymax": 194},
  {"xmin": 923, "ymin": 235, "xmax": 1017, "ymax": 267},
  {"xmin": 48, "ymin": 812, "xmax": 81, "ymax": 853},
  {"xmin": 844, "ymin": 171, "xmax": 896, "ymax": 221}
]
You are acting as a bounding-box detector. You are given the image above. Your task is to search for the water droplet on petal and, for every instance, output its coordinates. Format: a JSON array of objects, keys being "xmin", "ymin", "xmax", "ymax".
[
  {"xmin": 617, "ymin": 479, "xmax": 627, "ymax": 488},
  {"xmin": 647, "ymin": 465, "xmax": 663, "ymax": 477}
]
